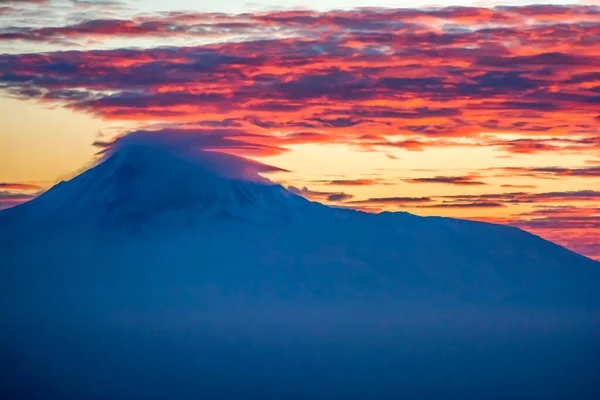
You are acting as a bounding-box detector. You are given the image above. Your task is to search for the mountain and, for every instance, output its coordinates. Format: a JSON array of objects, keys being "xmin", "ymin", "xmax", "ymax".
[
  {"xmin": 1, "ymin": 144, "xmax": 599, "ymax": 400},
  {"xmin": 0, "ymin": 145, "xmax": 322, "ymax": 226}
]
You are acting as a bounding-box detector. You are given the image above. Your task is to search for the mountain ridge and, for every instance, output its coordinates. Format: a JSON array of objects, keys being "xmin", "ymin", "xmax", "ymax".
[{"xmin": 1, "ymin": 143, "xmax": 597, "ymax": 265}]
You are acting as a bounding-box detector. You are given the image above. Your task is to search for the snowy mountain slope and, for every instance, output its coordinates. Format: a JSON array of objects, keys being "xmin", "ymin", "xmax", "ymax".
[
  {"xmin": 0, "ymin": 145, "xmax": 323, "ymax": 226},
  {"xmin": 1, "ymin": 144, "xmax": 599, "ymax": 399}
]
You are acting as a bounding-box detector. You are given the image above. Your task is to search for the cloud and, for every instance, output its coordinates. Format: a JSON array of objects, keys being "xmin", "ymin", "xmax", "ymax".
[
  {"xmin": 326, "ymin": 192, "xmax": 354, "ymax": 202},
  {"xmin": 0, "ymin": 0, "xmax": 47, "ymax": 4},
  {"xmin": 500, "ymin": 184, "xmax": 537, "ymax": 189},
  {"xmin": 514, "ymin": 215, "xmax": 600, "ymax": 230},
  {"xmin": 347, "ymin": 196, "xmax": 505, "ymax": 210},
  {"xmin": 93, "ymin": 128, "xmax": 291, "ymax": 184},
  {"xmin": 349, "ymin": 196, "xmax": 432, "ymax": 206},
  {"xmin": 490, "ymin": 138, "xmax": 600, "ymax": 154},
  {"xmin": 0, "ymin": 19, "xmax": 204, "ymax": 42},
  {"xmin": 95, "ymin": 127, "xmax": 289, "ymax": 158},
  {"xmin": 404, "ymin": 175, "xmax": 487, "ymax": 186},
  {"xmin": 0, "ymin": 190, "xmax": 36, "ymax": 210},
  {"xmin": 487, "ymin": 166, "xmax": 600, "ymax": 180},
  {"xmin": 70, "ymin": 0, "xmax": 125, "ymax": 7},
  {"xmin": 345, "ymin": 190, "xmax": 600, "ymax": 212},
  {"xmin": 519, "ymin": 166, "xmax": 600, "ymax": 178},
  {"xmin": 0, "ymin": 5, "xmax": 598, "ymax": 156},
  {"xmin": 422, "ymin": 202, "xmax": 505, "ymax": 208},
  {"xmin": 2, "ymin": 5, "xmax": 597, "ymax": 44},
  {"xmin": 439, "ymin": 190, "xmax": 600, "ymax": 205},
  {"xmin": 0, "ymin": 182, "xmax": 42, "ymax": 209},
  {"xmin": 319, "ymin": 179, "xmax": 378, "ymax": 186},
  {"xmin": 0, "ymin": 182, "xmax": 41, "ymax": 190},
  {"xmin": 0, "ymin": 191, "xmax": 36, "ymax": 199},
  {"xmin": 504, "ymin": 205, "xmax": 600, "ymax": 261},
  {"xmin": 287, "ymin": 186, "xmax": 353, "ymax": 203}
]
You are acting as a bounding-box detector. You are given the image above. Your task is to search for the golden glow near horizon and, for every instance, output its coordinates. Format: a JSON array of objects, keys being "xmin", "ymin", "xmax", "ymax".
[{"xmin": 0, "ymin": 97, "xmax": 117, "ymax": 184}]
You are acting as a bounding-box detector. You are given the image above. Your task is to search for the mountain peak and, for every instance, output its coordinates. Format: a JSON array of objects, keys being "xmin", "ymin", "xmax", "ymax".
[
  {"xmin": 5, "ymin": 144, "xmax": 317, "ymax": 225},
  {"xmin": 106, "ymin": 144, "xmax": 275, "ymax": 183}
]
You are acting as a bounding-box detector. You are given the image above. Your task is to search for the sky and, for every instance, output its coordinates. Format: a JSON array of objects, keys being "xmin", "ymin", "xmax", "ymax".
[{"xmin": 0, "ymin": 0, "xmax": 599, "ymax": 260}]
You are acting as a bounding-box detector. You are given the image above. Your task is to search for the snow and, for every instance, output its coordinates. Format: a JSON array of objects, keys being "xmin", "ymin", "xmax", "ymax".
[
  {"xmin": 1, "ymin": 144, "xmax": 599, "ymax": 399},
  {"xmin": 2, "ymin": 144, "xmax": 324, "ymax": 225}
]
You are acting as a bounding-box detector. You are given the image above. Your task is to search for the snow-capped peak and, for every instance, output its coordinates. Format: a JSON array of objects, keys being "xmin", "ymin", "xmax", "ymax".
[{"xmin": 7, "ymin": 144, "xmax": 318, "ymax": 225}]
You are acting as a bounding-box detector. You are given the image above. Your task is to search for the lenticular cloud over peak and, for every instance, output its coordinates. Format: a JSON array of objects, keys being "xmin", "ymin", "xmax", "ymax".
[{"xmin": 95, "ymin": 128, "xmax": 287, "ymax": 183}]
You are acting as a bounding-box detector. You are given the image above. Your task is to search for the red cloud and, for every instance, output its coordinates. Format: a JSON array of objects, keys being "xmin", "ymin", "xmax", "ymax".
[
  {"xmin": 2, "ymin": 8, "xmax": 599, "ymax": 153},
  {"xmin": 0, "ymin": 182, "xmax": 41, "ymax": 190}
]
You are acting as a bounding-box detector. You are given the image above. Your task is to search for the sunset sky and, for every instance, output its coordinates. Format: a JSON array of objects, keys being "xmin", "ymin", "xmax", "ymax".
[{"xmin": 0, "ymin": 0, "xmax": 599, "ymax": 260}]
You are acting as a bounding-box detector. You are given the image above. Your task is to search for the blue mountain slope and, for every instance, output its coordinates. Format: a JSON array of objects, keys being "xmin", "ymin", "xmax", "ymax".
[{"xmin": 1, "ymin": 145, "xmax": 599, "ymax": 399}]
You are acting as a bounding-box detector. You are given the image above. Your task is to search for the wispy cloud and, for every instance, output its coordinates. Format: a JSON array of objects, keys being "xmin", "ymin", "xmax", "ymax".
[
  {"xmin": 404, "ymin": 175, "xmax": 487, "ymax": 186},
  {"xmin": 0, "ymin": 182, "xmax": 41, "ymax": 190}
]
